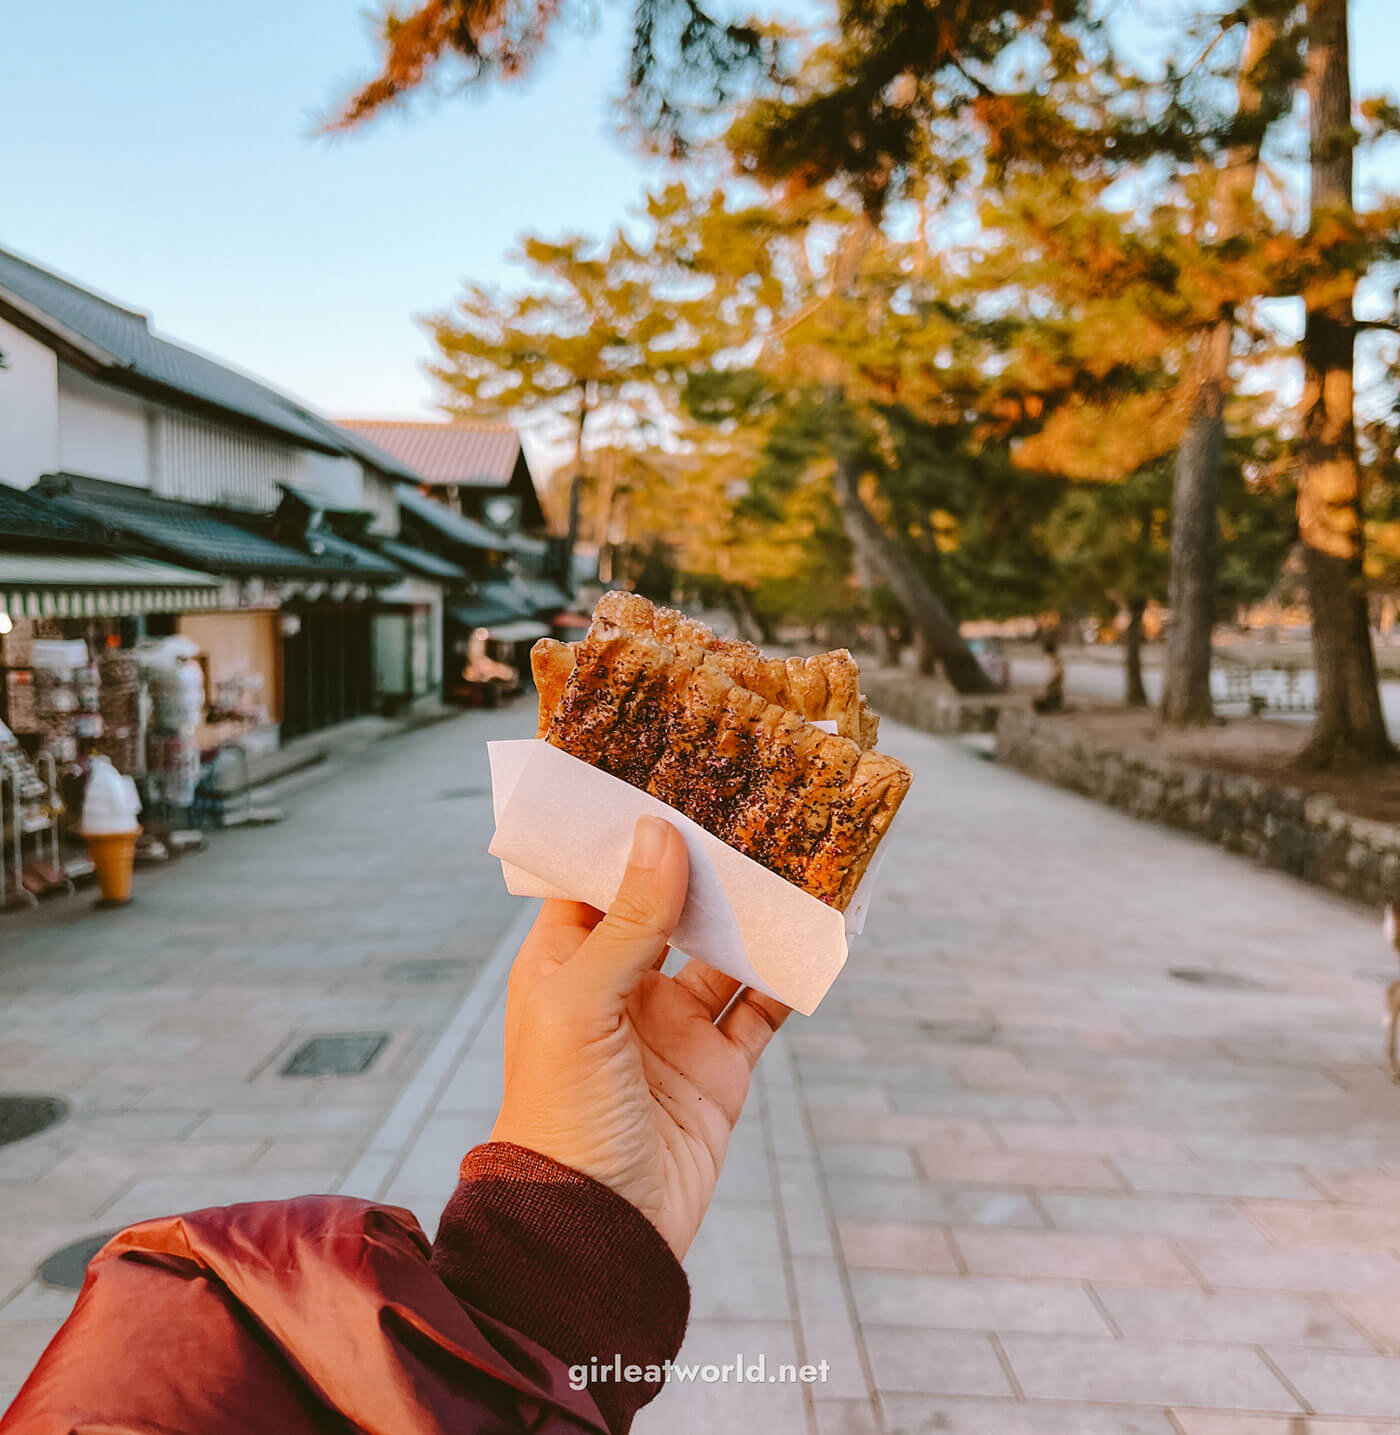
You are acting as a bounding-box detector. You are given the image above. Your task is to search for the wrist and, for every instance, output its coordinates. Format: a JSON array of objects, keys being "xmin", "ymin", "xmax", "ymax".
[{"xmin": 432, "ymin": 1141, "xmax": 690, "ymax": 1433}]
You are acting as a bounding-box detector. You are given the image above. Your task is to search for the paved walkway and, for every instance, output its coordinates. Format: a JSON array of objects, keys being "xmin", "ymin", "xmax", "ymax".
[{"xmin": 7, "ymin": 713, "xmax": 1400, "ymax": 1434}]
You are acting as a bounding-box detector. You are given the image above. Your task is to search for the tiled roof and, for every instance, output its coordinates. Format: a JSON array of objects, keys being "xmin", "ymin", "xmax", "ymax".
[
  {"xmin": 0, "ymin": 246, "xmax": 419, "ymax": 480},
  {"xmin": 396, "ymin": 485, "xmax": 504, "ymax": 551},
  {"xmin": 39, "ymin": 477, "xmax": 400, "ymax": 582},
  {"xmin": 0, "ymin": 483, "xmax": 108, "ymax": 547},
  {"xmin": 337, "ymin": 420, "xmax": 520, "ymax": 487}
]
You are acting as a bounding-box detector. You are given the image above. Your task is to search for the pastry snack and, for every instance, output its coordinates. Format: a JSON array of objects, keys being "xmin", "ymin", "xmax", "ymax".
[
  {"xmin": 533, "ymin": 591, "xmax": 880, "ymax": 748},
  {"xmin": 536, "ymin": 617, "xmax": 910, "ymax": 910}
]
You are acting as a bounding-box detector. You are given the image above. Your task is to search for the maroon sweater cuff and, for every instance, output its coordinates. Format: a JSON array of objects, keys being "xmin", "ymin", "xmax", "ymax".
[{"xmin": 430, "ymin": 1141, "xmax": 690, "ymax": 1433}]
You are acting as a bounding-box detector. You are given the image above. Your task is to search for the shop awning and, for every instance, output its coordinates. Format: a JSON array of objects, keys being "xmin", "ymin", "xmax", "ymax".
[
  {"xmin": 480, "ymin": 581, "xmax": 536, "ymax": 618},
  {"xmin": 378, "ymin": 540, "xmax": 468, "ymax": 582},
  {"xmin": 486, "ymin": 619, "xmax": 551, "ymax": 642},
  {"xmin": 450, "ymin": 600, "xmax": 524, "ymax": 629},
  {"xmin": 515, "ymin": 576, "xmax": 572, "ymax": 614},
  {"xmin": 0, "ymin": 553, "xmax": 223, "ymax": 618},
  {"xmin": 397, "ymin": 486, "xmax": 503, "ymax": 551},
  {"xmin": 507, "ymin": 532, "xmax": 550, "ymax": 559},
  {"xmin": 450, "ymin": 578, "xmax": 537, "ymax": 629}
]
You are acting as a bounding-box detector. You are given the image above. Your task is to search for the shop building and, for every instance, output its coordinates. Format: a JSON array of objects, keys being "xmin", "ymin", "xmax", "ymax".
[
  {"xmin": 36, "ymin": 474, "xmax": 401, "ymax": 742},
  {"xmin": 350, "ymin": 425, "xmax": 575, "ymax": 675},
  {"xmin": 0, "ymin": 243, "xmax": 471, "ymax": 733},
  {"xmin": 335, "ymin": 420, "xmax": 547, "ymax": 532}
]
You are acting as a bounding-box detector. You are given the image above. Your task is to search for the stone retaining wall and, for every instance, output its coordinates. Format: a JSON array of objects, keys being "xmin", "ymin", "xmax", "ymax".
[
  {"xmin": 995, "ymin": 707, "xmax": 1399, "ymax": 909},
  {"xmin": 859, "ymin": 670, "xmax": 1399, "ymax": 909},
  {"xmin": 860, "ymin": 671, "xmax": 1009, "ymax": 734}
]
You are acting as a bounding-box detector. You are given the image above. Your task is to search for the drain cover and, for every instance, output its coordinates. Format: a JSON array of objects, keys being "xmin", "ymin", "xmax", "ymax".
[
  {"xmin": 281, "ymin": 1033, "xmax": 389, "ymax": 1077},
  {"xmin": 0, "ymin": 1095, "xmax": 69, "ymax": 1147},
  {"xmin": 918, "ymin": 1017, "xmax": 999, "ymax": 1045},
  {"xmin": 439, "ymin": 786, "xmax": 488, "ymax": 800},
  {"xmin": 384, "ymin": 959, "xmax": 474, "ymax": 984},
  {"xmin": 38, "ymin": 1231, "xmax": 119, "ymax": 1290},
  {"xmin": 1169, "ymin": 968, "xmax": 1266, "ymax": 992}
]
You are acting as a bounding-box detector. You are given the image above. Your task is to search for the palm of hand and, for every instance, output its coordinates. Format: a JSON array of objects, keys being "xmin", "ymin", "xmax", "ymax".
[
  {"xmin": 584, "ymin": 969, "xmax": 759, "ymax": 1255},
  {"xmin": 492, "ymin": 882, "xmax": 786, "ymax": 1261}
]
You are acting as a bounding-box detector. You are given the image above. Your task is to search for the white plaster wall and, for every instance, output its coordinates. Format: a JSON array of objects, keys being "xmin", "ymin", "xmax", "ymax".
[
  {"xmin": 0, "ymin": 316, "xmax": 60, "ymax": 489},
  {"xmin": 57, "ymin": 364, "xmax": 151, "ymax": 487},
  {"xmin": 358, "ymin": 468, "xmax": 400, "ymax": 536},
  {"xmin": 295, "ymin": 450, "xmax": 363, "ymax": 510}
]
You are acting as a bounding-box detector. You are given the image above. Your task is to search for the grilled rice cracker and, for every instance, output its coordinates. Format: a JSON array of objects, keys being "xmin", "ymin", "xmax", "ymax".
[
  {"xmin": 543, "ymin": 630, "xmax": 910, "ymax": 908},
  {"xmin": 592, "ymin": 590, "xmax": 878, "ymax": 746},
  {"xmin": 531, "ymin": 639, "xmax": 575, "ymax": 737},
  {"xmin": 533, "ymin": 592, "xmax": 880, "ymax": 747}
]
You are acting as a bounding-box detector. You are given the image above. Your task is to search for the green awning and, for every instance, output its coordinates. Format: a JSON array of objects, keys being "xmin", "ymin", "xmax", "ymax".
[
  {"xmin": 450, "ymin": 600, "xmax": 524, "ymax": 629},
  {"xmin": 1, "ymin": 553, "xmax": 224, "ymax": 619},
  {"xmin": 486, "ymin": 619, "xmax": 551, "ymax": 642},
  {"xmin": 515, "ymin": 576, "xmax": 571, "ymax": 614}
]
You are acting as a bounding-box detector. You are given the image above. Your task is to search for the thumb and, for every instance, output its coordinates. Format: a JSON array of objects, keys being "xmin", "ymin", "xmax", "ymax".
[{"xmin": 572, "ymin": 816, "xmax": 689, "ymax": 1006}]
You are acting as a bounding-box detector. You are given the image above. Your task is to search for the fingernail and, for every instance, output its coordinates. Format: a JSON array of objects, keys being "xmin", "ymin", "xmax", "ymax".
[{"xmin": 631, "ymin": 815, "xmax": 668, "ymax": 871}]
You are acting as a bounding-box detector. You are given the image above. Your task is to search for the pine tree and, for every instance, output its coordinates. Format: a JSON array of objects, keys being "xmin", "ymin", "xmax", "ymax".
[
  {"xmin": 1293, "ymin": 0, "xmax": 1393, "ymax": 769},
  {"xmin": 424, "ymin": 231, "xmax": 684, "ymax": 546}
]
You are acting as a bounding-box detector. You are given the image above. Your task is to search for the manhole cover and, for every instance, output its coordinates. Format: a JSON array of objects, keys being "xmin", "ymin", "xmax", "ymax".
[
  {"xmin": 0, "ymin": 1095, "xmax": 69, "ymax": 1147},
  {"xmin": 439, "ymin": 786, "xmax": 488, "ymax": 800},
  {"xmin": 38, "ymin": 1231, "xmax": 119, "ymax": 1290},
  {"xmin": 918, "ymin": 1017, "xmax": 999, "ymax": 1045},
  {"xmin": 383, "ymin": 959, "xmax": 474, "ymax": 984},
  {"xmin": 1169, "ymin": 968, "xmax": 1267, "ymax": 992},
  {"xmin": 281, "ymin": 1033, "xmax": 389, "ymax": 1077}
]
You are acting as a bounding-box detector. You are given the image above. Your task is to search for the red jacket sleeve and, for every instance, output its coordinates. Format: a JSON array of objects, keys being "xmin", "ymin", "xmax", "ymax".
[
  {"xmin": 0, "ymin": 1145, "xmax": 689, "ymax": 1435},
  {"xmin": 432, "ymin": 1143, "xmax": 691, "ymax": 1433}
]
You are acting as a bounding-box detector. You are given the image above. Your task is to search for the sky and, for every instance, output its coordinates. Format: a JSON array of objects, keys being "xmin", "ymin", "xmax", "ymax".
[
  {"xmin": 0, "ymin": 0, "xmax": 666, "ymax": 447},
  {"xmin": 2, "ymin": 0, "xmax": 1400, "ymax": 460}
]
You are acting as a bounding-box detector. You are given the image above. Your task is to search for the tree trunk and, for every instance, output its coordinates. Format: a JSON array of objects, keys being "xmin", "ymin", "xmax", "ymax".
[
  {"xmin": 830, "ymin": 450, "xmax": 994, "ymax": 693},
  {"xmin": 1124, "ymin": 597, "xmax": 1149, "ymax": 708},
  {"xmin": 872, "ymin": 625, "xmax": 900, "ymax": 668},
  {"xmin": 1160, "ymin": 20, "xmax": 1272, "ymax": 728},
  {"xmin": 1295, "ymin": 0, "xmax": 1393, "ymax": 770},
  {"xmin": 728, "ymin": 588, "xmax": 769, "ymax": 644},
  {"xmin": 1161, "ymin": 324, "xmax": 1226, "ymax": 723}
]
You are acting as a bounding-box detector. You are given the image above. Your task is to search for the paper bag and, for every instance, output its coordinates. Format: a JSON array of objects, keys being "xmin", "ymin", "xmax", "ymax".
[{"xmin": 487, "ymin": 739, "xmax": 894, "ymax": 1015}]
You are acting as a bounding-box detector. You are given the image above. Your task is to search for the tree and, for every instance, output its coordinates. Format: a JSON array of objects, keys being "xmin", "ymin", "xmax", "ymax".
[
  {"xmin": 1160, "ymin": 19, "xmax": 1278, "ymax": 726},
  {"xmin": 332, "ymin": 0, "xmax": 1400, "ymax": 760},
  {"xmin": 1042, "ymin": 465, "xmax": 1173, "ymax": 708},
  {"xmin": 1215, "ymin": 433, "xmax": 1299, "ymax": 622},
  {"xmin": 424, "ymin": 231, "xmax": 680, "ymax": 547},
  {"xmin": 327, "ymin": 0, "xmax": 779, "ymax": 151},
  {"xmin": 649, "ymin": 186, "xmax": 1010, "ymax": 691},
  {"xmin": 1293, "ymin": 0, "xmax": 1392, "ymax": 769}
]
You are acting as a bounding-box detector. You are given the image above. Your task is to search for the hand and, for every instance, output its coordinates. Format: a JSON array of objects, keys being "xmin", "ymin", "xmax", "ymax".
[{"xmin": 490, "ymin": 815, "xmax": 790, "ymax": 1260}]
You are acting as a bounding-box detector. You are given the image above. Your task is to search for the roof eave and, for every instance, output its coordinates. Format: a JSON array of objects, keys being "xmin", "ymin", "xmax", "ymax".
[
  {"xmin": 0, "ymin": 291, "xmax": 363, "ymax": 462},
  {"xmin": 0, "ymin": 289, "xmax": 121, "ymax": 368}
]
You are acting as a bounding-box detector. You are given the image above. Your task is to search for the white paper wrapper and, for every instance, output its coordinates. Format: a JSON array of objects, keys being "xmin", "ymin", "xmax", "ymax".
[{"xmin": 487, "ymin": 740, "xmax": 895, "ymax": 1015}]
